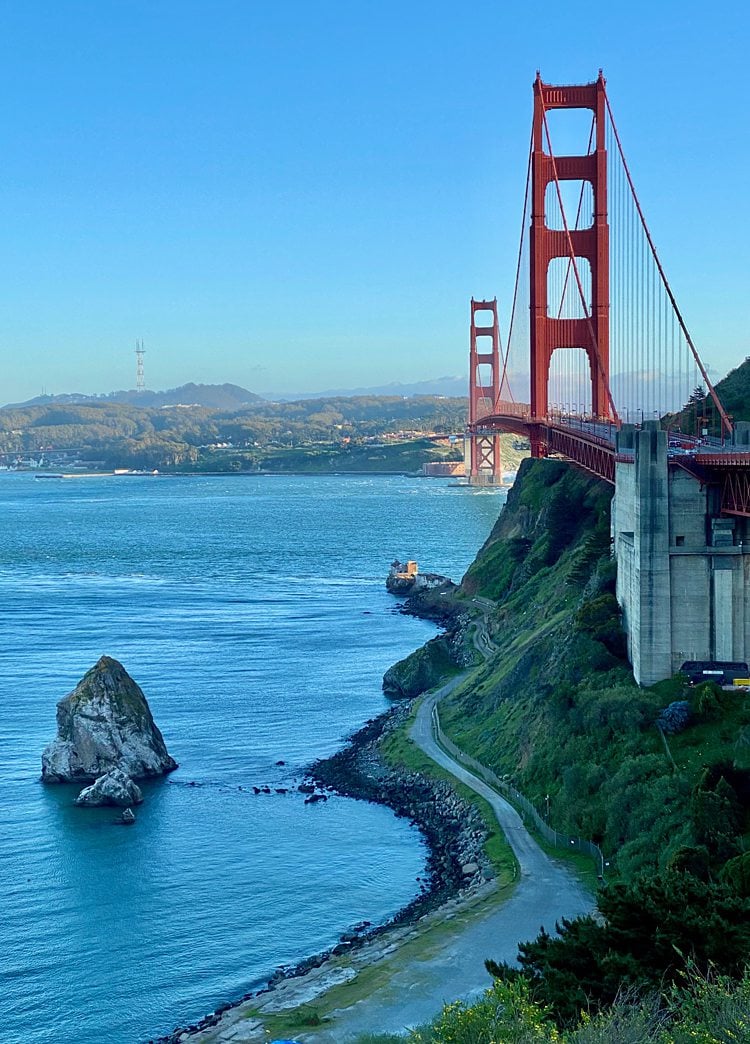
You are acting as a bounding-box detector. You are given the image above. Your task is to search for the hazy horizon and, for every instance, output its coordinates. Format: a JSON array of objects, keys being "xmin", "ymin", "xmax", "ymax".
[{"xmin": 2, "ymin": 3, "xmax": 748, "ymax": 405}]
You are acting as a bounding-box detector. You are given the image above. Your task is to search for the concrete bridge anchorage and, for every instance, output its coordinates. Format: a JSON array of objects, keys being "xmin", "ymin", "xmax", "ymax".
[{"xmin": 612, "ymin": 420, "xmax": 750, "ymax": 686}]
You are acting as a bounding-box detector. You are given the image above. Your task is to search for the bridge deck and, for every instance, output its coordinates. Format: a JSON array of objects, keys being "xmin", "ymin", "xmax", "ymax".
[{"xmin": 470, "ymin": 412, "xmax": 750, "ymax": 516}]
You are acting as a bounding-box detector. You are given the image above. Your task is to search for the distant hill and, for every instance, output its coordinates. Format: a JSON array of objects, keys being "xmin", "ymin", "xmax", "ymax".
[
  {"xmin": 668, "ymin": 357, "xmax": 750, "ymax": 435},
  {"xmin": 7, "ymin": 383, "xmax": 265, "ymax": 411},
  {"xmin": 708, "ymin": 357, "xmax": 750, "ymax": 422},
  {"xmin": 265, "ymin": 375, "xmax": 467, "ymax": 401},
  {"xmin": 0, "ymin": 391, "xmax": 468, "ymax": 472},
  {"xmin": 7, "ymin": 377, "xmax": 469, "ymax": 409}
]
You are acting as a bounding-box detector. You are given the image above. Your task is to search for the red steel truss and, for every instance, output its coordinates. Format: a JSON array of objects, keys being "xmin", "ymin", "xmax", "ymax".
[
  {"xmin": 471, "ymin": 406, "xmax": 617, "ymax": 484},
  {"xmin": 543, "ymin": 424, "xmax": 615, "ymax": 482},
  {"xmin": 693, "ymin": 455, "xmax": 750, "ymax": 518}
]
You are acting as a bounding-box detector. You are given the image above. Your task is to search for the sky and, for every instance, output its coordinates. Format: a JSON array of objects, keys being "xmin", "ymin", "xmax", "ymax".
[{"xmin": 0, "ymin": 0, "xmax": 748, "ymax": 402}]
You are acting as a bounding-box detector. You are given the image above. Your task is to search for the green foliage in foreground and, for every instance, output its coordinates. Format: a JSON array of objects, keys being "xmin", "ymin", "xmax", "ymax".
[
  {"xmin": 354, "ymin": 968, "xmax": 750, "ymax": 1043},
  {"xmin": 489, "ymin": 870, "xmax": 750, "ymax": 1026}
]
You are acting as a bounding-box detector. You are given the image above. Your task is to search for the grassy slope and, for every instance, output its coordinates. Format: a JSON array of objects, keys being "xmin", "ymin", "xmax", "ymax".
[{"xmin": 439, "ymin": 458, "xmax": 750, "ymax": 880}]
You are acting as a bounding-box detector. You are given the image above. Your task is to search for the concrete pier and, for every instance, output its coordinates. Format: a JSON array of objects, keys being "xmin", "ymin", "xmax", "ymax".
[{"xmin": 612, "ymin": 421, "xmax": 750, "ymax": 686}]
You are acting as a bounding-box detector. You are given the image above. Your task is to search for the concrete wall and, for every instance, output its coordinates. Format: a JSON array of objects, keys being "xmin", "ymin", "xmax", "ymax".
[{"xmin": 612, "ymin": 422, "xmax": 750, "ymax": 685}]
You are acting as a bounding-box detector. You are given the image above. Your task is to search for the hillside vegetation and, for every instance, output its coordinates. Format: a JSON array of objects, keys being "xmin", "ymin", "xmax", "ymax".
[
  {"xmin": 356, "ymin": 970, "xmax": 750, "ymax": 1042},
  {"xmin": 439, "ymin": 457, "xmax": 750, "ymax": 881},
  {"xmin": 0, "ymin": 394, "xmax": 470, "ymax": 470},
  {"xmin": 383, "ymin": 456, "xmax": 750, "ymax": 1034},
  {"xmin": 672, "ymin": 355, "xmax": 750, "ymax": 436}
]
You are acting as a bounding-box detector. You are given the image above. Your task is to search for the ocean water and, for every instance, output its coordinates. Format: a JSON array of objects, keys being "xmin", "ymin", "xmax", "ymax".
[{"xmin": 0, "ymin": 473, "xmax": 503, "ymax": 1044}]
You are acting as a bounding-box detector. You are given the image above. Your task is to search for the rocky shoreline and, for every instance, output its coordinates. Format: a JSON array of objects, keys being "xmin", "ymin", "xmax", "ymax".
[
  {"xmin": 150, "ymin": 582, "xmax": 487, "ymax": 1044},
  {"xmin": 152, "ymin": 688, "xmax": 490, "ymax": 1042}
]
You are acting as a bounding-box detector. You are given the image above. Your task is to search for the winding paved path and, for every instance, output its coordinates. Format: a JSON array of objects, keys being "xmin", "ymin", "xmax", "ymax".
[
  {"xmin": 192, "ymin": 674, "xmax": 593, "ymax": 1043},
  {"xmin": 301, "ymin": 675, "xmax": 594, "ymax": 1041}
]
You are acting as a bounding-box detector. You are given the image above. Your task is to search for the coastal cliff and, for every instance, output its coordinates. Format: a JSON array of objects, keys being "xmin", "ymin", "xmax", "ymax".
[{"xmin": 399, "ymin": 459, "xmax": 750, "ymax": 887}]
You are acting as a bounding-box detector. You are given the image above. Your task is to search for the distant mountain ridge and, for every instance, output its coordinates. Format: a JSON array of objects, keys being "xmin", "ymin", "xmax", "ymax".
[
  {"xmin": 263, "ymin": 375, "xmax": 467, "ymax": 401},
  {"xmin": 6, "ymin": 375, "xmax": 469, "ymax": 410},
  {"xmin": 7, "ymin": 383, "xmax": 265, "ymax": 410}
]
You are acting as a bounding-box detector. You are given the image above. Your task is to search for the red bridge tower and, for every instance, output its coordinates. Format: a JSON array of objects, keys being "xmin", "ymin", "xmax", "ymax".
[
  {"xmin": 530, "ymin": 72, "xmax": 611, "ymax": 423},
  {"xmin": 468, "ymin": 297, "xmax": 503, "ymax": 484}
]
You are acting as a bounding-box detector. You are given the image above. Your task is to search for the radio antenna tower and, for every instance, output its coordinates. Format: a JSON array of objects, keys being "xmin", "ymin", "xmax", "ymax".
[{"xmin": 135, "ymin": 339, "xmax": 146, "ymax": 392}]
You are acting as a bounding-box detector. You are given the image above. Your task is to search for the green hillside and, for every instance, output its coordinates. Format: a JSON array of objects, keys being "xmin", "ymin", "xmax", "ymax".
[
  {"xmin": 0, "ymin": 394, "xmax": 471, "ymax": 471},
  {"xmin": 409, "ymin": 458, "xmax": 750, "ymax": 880},
  {"xmin": 380, "ymin": 457, "xmax": 750, "ymax": 1035},
  {"xmin": 671, "ymin": 355, "xmax": 750, "ymax": 436}
]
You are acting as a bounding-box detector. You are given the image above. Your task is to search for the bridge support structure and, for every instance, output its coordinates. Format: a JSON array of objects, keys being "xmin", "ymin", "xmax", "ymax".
[
  {"xmin": 467, "ymin": 297, "xmax": 503, "ymax": 485},
  {"xmin": 530, "ymin": 73, "xmax": 611, "ymax": 431},
  {"xmin": 612, "ymin": 421, "xmax": 750, "ymax": 685}
]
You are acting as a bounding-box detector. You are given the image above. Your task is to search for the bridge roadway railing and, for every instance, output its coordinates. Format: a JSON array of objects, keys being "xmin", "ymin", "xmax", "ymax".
[{"xmin": 432, "ymin": 705, "xmax": 606, "ymax": 877}]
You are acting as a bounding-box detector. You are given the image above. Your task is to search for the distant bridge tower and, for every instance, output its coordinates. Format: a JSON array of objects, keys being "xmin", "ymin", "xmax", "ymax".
[
  {"xmin": 467, "ymin": 298, "xmax": 503, "ymax": 485},
  {"xmin": 530, "ymin": 72, "xmax": 610, "ymax": 425},
  {"xmin": 135, "ymin": 339, "xmax": 146, "ymax": 392}
]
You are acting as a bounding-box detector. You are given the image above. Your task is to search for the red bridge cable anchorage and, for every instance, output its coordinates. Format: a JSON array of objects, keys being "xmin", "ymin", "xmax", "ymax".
[
  {"xmin": 602, "ymin": 86, "xmax": 732, "ymax": 439},
  {"xmin": 538, "ymin": 91, "xmax": 620, "ymax": 425},
  {"xmin": 497, "ymin": 124, "xmax": 534, "ymax": 412}
]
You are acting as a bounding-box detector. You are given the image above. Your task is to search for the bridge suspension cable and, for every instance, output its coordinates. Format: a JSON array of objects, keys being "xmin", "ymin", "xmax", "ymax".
[{"xmin": 497, "ymin": 126, "xmax": 533, "ymax": 409}]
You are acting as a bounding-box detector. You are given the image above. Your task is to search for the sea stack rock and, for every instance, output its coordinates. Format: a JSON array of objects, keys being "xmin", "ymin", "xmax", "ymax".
[
  {"xmin": 41, "ymin": 656, "xmax": 178, "ymax": 784},
  {"xmin": 75, "ymin": 768, "xmax": 143, "ymax": 807}
]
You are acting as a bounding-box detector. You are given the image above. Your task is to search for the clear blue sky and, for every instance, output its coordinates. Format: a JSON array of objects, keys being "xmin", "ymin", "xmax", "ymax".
[{"xmin": 1, "ymin": 0, "xmax": 748, "ymax": 402}]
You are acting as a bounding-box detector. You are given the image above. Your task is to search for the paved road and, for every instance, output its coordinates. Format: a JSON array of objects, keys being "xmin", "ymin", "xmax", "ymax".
[{"xmin": 303, "ymin": 676, "xmax": 594, "ymax": 1041}]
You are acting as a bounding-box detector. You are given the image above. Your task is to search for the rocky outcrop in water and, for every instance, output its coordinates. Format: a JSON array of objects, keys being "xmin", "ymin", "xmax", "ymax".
[
  {"xmin": 75, "ymin": 767, "xmax": 143, "ymax": 807},
  {"xmin": 41, "ymin": 656, "xmax": 178, "ymax": 784},
  {"xmin": 386, "ymin": 559, "xmax": 455, "ymax": 598}
]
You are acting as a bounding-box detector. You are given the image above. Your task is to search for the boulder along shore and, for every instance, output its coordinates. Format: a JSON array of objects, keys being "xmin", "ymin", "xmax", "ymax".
[{"xmin": 153, "ymin": 595, "xmax": 491, "ymax": 1044}]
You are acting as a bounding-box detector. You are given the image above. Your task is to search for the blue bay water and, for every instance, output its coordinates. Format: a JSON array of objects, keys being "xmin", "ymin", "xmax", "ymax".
[{"xmin": 0, "ymin": 474, "xmax": 503, "ymax": 1044}]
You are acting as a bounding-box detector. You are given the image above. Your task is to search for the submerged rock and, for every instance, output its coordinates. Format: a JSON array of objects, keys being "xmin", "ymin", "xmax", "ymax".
[
  {"xmin": 41, "ymin": 655, "xmax": 178, "ymax": 784},
  {"xmin": 75, "ymin": 768, "xmax": 143, "ymax": 807}
]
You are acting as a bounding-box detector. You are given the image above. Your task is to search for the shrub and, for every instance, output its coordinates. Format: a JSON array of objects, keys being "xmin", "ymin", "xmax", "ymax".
[
  {"xmin": 720, "ymin": 851, "xmax": 750, "ymax": 897},
  {"xmin": 658, "ymin": 700, "xmax": 692, "ymax": 735},
  {"xmin": 691, "ymin": 682, "xmax": 726, "ymax": 722}
]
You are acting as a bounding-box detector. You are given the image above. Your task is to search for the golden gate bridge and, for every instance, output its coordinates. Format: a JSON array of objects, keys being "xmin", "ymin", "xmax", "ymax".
[{"xmin": 467, "ymin": 72, "xmax": 750, "ymax": 517}]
